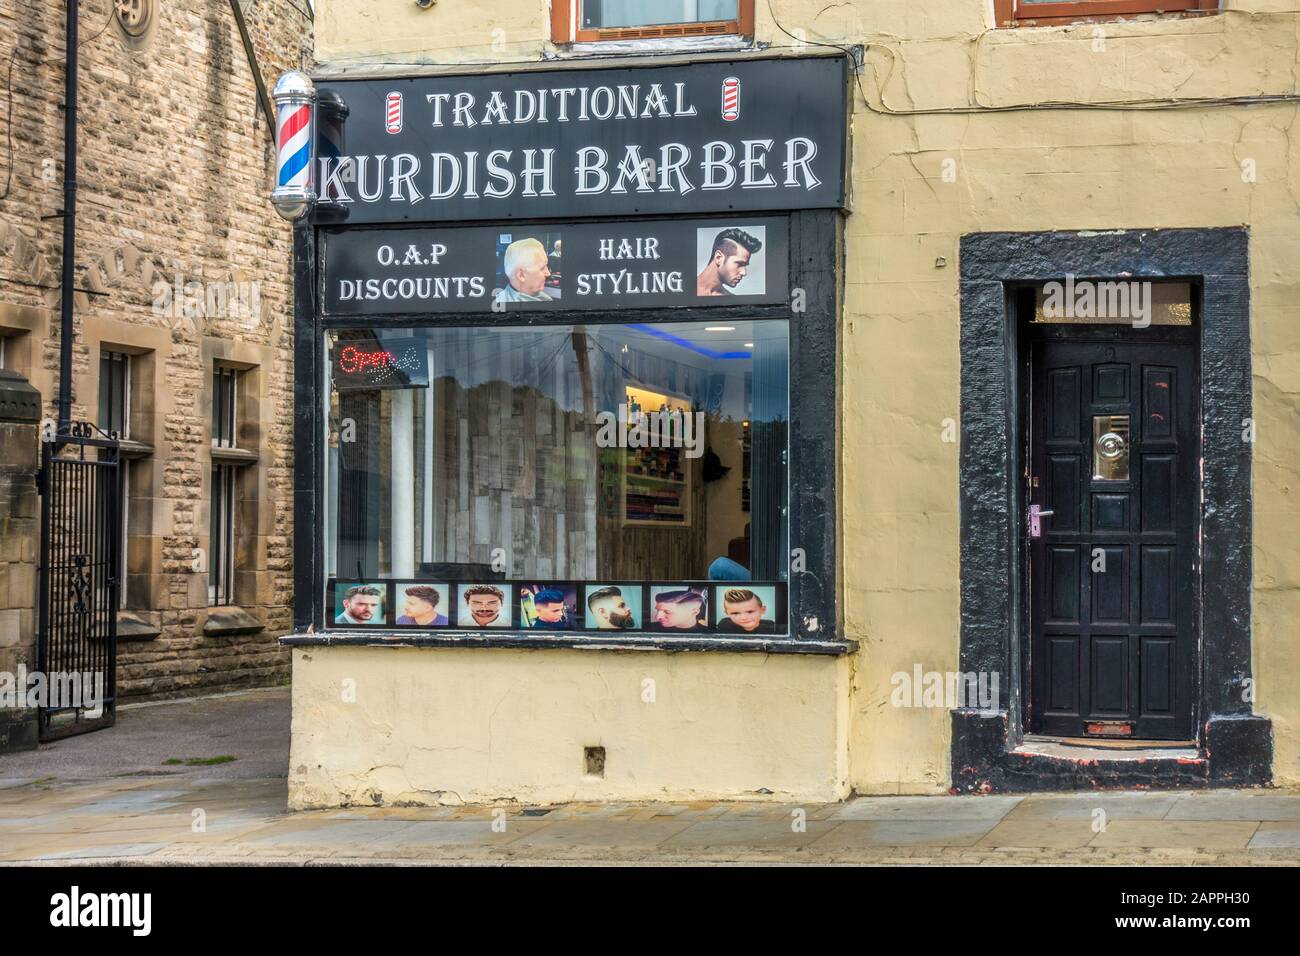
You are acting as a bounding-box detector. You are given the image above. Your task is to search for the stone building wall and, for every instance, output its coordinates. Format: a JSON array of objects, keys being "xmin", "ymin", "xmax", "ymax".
[
  {"xmin": 0, "ymin": 377, "xmax": 39, "ymax": 750},
  {"xmin": 0, "ymin": 0, "xmax": 312, "ymax": 699}
]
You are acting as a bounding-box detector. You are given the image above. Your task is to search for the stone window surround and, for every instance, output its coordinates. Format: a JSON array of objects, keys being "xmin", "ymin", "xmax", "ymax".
[
  {"xmin": 81, "ymin": 320, "xmax": 171, "ymax": 613},
  {"xmin": 952, "ymin": 226, "xmax": 1272, "ymax": 791},
  {"xmin": 0, "ymin": 305, "xmax": 42, "ymax": 381}
]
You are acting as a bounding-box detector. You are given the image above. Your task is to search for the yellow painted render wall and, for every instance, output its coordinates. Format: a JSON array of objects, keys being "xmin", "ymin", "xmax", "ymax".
[
  {"xmin": 288, "ymin": 647, "xmax": 850, "ymax": 807},
  {"xmin": 313, "ymin": 1, "xmax": 1300, "ymax": 794}
]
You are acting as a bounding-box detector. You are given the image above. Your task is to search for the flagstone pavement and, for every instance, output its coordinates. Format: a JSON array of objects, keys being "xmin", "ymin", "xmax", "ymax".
[{"xmin": 2, "ymin": 688, "xmax": 1299, "ymax": 865}]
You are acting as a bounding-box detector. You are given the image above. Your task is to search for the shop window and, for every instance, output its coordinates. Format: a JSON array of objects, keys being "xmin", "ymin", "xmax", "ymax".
[
  {"xmin": 552, "ymin": 0, "xmax": 754, "ymax": 43},
  {"xmin": 325, "ymin": 320, "xmax": 789, "ymax": 636},
  {"xmin": 994, "ymin": 0, "xmax": 1218, "ymax": 26}
]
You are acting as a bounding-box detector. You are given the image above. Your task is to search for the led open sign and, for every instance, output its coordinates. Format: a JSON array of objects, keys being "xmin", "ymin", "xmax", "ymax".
[{"xmin": 332, "ymin": 339, "xmax": 429, "ymax": 392}]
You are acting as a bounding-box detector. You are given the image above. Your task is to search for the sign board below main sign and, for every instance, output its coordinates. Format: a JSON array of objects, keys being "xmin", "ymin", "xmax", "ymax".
[{"xmin": 322, "ymin": 217, "xmax": 789, "ymax": 315}]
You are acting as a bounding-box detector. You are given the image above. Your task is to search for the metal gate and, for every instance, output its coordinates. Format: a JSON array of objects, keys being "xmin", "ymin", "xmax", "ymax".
[{"xmin": 35, "ymin": 422, "xmax": 121, "ymax": 740}]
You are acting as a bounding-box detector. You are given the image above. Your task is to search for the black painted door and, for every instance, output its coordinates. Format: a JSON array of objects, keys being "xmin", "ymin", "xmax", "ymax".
[{"xmin": 1029, "ymin": 333, "xmax": 1196, "ymax": 739}]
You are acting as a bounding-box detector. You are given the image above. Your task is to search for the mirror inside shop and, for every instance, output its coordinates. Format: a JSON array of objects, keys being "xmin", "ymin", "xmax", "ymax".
[{"xmin": 324, "ymin": 321, "xmax": 789, "ymax": 602}]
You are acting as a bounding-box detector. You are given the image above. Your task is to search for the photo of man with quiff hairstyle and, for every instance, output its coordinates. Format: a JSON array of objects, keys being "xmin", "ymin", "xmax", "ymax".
[{"xmin": 696, "ymin": 227, "xmax": 763, "ymax": 296}]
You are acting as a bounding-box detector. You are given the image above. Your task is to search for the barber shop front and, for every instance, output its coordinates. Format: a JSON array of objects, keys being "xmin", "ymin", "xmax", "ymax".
[{"xmin": 281, "ymin": 56, "xmax": 856, "ymax": 807}]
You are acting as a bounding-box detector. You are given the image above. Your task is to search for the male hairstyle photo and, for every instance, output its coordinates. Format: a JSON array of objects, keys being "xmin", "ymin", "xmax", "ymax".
[
  {"xmin": 696, "ymin": 226, "xmax": 765, "ymax": 297},
  {"xmin": 520, "ymin": 583, "xmax": 578, "ymax": 630},
  {"xmin": 395, "ymin": 583, "xmax": 449, "ymax": 627},
  {"xmin": 649, "ymin": 586, "xmax": 710, "ymax": 633},
  {"xmin": 584, "ymin": 584, "xmax": 642, "ymax": 630},
  {"xmin": 333, "ymin": 582, "xmax": 387, "ymax": 627},
  {"xmin": 714, "ymin": 585, "xmax": 779, "ymax": 636},
  {"xmin": 457, "ymin": 583, "xmax": 511, "ymax": 628}
]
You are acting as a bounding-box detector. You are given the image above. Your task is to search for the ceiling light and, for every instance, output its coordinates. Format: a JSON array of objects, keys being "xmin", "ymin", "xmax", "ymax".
[{"xmin": 704, "ymin": 326, "xmax": 735, "ymax": 332}]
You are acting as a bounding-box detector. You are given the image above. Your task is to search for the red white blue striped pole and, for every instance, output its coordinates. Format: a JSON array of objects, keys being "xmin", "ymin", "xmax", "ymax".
[{"xmin": 271, "ymin": 71, "xmax": 317, "ymax": 221}]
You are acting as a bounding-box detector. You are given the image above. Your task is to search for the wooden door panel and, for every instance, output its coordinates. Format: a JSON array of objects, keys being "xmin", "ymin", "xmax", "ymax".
[
  {"xmin": 1092, "ymin": 493, "xmax": 1128, "ymax": 531},
  {"xmin": 1139, "ymin": 546, "xmax": 1176, "ymax": 624},
  {"xmin": 1090, "ymin": 545, "xmax": 1129, "ymax": 623},
  {"xmin": 1140, "ymin": 637, "xmax": 1177, "ymax": 716},
  {"xmin": 1047, "ymin": 546, "xmax": 1081, "ymax": 623},
  {"xmin": 1090, "ymin": 636, "xmax": 1129, "ymax": 714}
]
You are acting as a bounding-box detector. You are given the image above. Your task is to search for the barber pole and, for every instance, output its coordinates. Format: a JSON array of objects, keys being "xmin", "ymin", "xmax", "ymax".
[
  {"xmin": 385, "ymin": 91, "xmax": 403, "ymax": 134},
  {"xmin": 270, "ymin": 71, "xmax": 318, "ymax": 221},
  {"xmin": 721, "ymin": 76, "xmax": 740, "ymax": 122}
]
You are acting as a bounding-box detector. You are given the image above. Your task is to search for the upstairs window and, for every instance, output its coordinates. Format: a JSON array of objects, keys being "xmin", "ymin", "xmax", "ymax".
[
  {"xmin": 552, "ymin": 0, "xmax": 753, "ymax": 43},
  {"xmin": 213, "ymin": 365, "xmax": 239, "ymax": 449},
  {"xmin": 98, "ymin": 351, "xmax": 131, "ymax": 439},
  {"xmin": 994, "ymin": 0, "xmax": 1217, "ymax": 26}
]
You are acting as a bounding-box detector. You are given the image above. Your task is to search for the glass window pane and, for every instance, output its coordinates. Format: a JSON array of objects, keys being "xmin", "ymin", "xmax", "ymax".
[
  {"xmin": 213, "ymin": 367, "xmax": 238, "ymax": 447},
  {"xmin": 325, "ymin": 320, "xmax": 788, "ymax": 584},
  {"xmin": 98, "ymin": 352, "xmax": 128, "ymax": 437},
  {"xmin": 582, "ymin": 0, "xmax": 739, "ymax": 29}
]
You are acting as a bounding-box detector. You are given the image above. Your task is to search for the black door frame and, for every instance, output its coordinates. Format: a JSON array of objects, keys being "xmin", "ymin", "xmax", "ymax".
[
  {"xmin": 1020, "ymin": 316, "xmax": 1199, "ymax": 741},
  {"xmin": 953, "ymin": 228, "xmax": 1272, "ymax": 791}
]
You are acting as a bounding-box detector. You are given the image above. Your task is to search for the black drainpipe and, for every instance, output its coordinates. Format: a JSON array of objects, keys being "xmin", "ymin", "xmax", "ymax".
[{"xmin": 56, "ymin": 0, "xmax": 78, "ymax": 430}]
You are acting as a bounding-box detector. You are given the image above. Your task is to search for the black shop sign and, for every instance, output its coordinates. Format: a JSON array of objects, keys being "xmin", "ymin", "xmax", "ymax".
[
  {"xmin": 322, "ymin": 216, "xmax": 789, "ymax": 315},
  {"xmin": 314, "ymin": 57, "xmax": 848, "ymax": 224}
]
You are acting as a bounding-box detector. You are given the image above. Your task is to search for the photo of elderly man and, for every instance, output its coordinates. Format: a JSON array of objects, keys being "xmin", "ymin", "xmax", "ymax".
[
  {"xmin": 457, "ymin": 583, "xmax": 511, "ymax": 628},
  {"xmin": 649, "ymin": 586, "xmax": 710, "ymax": 633},
  {"xmin": 496, "ymin": 235, "xmax": 559, "ymax": 303},
  {"xmin": 334, "ymin": 584, "xmax": 385, "ymax": 626}
]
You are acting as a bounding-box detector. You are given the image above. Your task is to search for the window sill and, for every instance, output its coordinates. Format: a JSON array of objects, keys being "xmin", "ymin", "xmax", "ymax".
[
  {"xmin": 116, "ymin": 611, "xmax": 161, "ymax": 643},
  {"xmin": 555, "ymin": 35, "xmax": 757, "ymax": 57},
  {"xmin": 211, "ymin": 445, "xmax": 258, "ymax": 465},
  {"xmin": 281, "ymin": 630, "xmax": 856, "ymax": 656},
  {"xmin": 203, "ymin": 606, "xmax": 265, "ymax": 637},
  {"xmin": 118, "ymin": 439, "xmax": 153, "ymax": 460},
  {"xmin": 997, "ymin": 7, "xmax": 1218, "ymax": 28}
]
